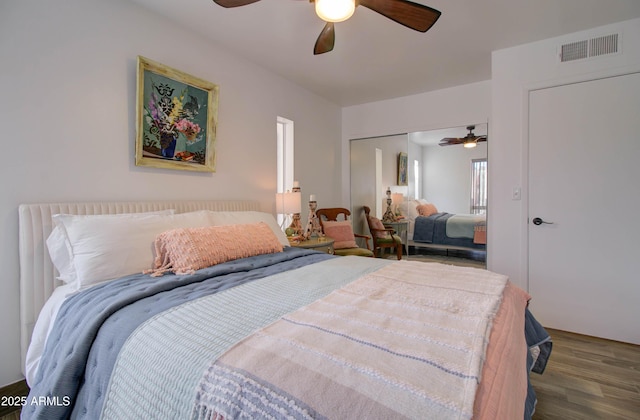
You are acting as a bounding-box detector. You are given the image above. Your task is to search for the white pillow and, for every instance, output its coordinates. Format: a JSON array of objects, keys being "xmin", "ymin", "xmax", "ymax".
[
  {"xmin": 208, "ymin": 211, "xmax": 289, "ymax": 247},
  {"xmin": 50, "ymin": 210, "xmax": 212, "ymax": 289},
  {"xmin": 47, "ymin": 210, "xmax": 175, "ymax": 284},
  {"xmin": 407, "ymin": 199, "xmax": 421, "ymax": 221},
  {"xmin": 47, "ymin": 224, "xmax": 77, "ymax": 284}
]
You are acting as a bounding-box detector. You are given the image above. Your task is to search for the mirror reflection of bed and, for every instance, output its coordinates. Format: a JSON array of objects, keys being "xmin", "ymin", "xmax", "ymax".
[{"xmin": 349, "ymin": 124, "xmax": 488, "ymax": 266}]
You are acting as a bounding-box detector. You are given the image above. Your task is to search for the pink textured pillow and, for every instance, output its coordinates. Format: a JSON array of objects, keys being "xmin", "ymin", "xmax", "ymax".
[
  {"xmin": 322, "ymin": 220, "xmax": 357, "ymax": 249},
  {"xmin": 368, "ymin": 216, "xmax": 389, "ymax": 238},
  {"xmin": 148, "ymin": 222, "xmax": 283, "ymax": 276},
  {"xmin": 416, "ymin": 203, "xmax": 438, "ymax": 217}
]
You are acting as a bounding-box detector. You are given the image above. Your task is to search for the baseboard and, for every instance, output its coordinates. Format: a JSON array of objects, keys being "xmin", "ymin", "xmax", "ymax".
[{"xmin": 0, "ymin": 379, "xmax": 28, "ymax": 417}]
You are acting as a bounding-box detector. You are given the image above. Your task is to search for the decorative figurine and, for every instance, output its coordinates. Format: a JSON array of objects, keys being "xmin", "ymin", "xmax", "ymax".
[{"xmin": 303, "ymin": 195, "xmax": 323, "ymax": 240}]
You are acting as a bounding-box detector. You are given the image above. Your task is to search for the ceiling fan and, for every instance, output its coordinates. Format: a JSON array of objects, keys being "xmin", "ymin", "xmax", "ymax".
[
  {"xmin": 212, "ymin": 0, "xmax": 441, "ymax": 55},
  {"xmin": 439, "ymin": 126, "xmax": 488, "ymax": 148}
]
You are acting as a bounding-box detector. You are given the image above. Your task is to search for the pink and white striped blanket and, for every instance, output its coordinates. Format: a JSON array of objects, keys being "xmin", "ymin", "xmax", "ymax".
[{"xmin": 192, "ymin": 261, "xmax": 520, "ymax": 420}]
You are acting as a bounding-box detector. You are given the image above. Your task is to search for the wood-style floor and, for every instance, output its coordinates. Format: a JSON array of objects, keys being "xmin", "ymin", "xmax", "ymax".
[
  {"xmin": 2, "ymin": 330, "xmax": 637, "ymax": 419},
  {"xmin": 531, "ymin": 328, "xmax": 640, "ymax": 419}
]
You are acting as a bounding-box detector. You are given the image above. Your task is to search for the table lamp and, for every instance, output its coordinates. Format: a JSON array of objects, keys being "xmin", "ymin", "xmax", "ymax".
[
  {"xmin": 276, "ymin": 191, "xmax": 302, "ymax": 236},
  {"xmin": 382, "ymin": 187, "xmax": 397, "ymax": 223}
]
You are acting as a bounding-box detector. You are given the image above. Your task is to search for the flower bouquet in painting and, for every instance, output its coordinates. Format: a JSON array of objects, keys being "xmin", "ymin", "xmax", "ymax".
[{"xmin": 143, "ymin": 80, "xmax": 206, "ymax": 163}]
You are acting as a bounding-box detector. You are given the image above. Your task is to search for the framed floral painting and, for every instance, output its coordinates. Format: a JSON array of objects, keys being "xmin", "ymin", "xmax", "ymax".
[{"xmin": 135, "ymin": 56, "xmax": 218, "ymax": 172}]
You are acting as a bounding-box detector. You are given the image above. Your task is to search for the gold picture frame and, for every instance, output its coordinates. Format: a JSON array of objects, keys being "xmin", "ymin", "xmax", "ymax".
[{"xmin": 135, "ymin": 56, "xmax": 218, "ymax": 172}]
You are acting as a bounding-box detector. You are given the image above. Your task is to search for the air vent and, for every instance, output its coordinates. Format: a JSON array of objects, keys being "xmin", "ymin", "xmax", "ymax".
[
  {"xmin": 590, "ymin": 33, "xmax": 618, "ymax": 57},
  {"xmin": 560, "ymin": 33, "xmax": 620, "ymax": 62},
  {"xmin": 561, "ymin": 40, "xmax": 588, "ymax": 62}
]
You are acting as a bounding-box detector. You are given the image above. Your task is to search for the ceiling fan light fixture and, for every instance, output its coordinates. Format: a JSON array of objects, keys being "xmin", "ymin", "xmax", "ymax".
[
  {"xmin": 463, "ymin": 139, "xmax": 477, "ymax": 148},
  {"xmin": 315, "ymin": 0, "xmax": 355, "ymax": 23}
]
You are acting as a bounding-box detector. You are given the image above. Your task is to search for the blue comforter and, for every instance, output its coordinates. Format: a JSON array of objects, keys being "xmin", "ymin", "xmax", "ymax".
[
  {"xmin": 524, "ymin": 308, "xmax": 553, "ymax": 419},
  {"xmin": 413, "ymin": 212, "xmax": 485, "ymax": 249},
  {"xmin": 24, "ymin": 248, "xmax": 332, "ymax": 420}
]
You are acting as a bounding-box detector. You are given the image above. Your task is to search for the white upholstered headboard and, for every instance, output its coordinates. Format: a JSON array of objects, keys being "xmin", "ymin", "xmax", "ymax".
[{"xmin": 18, "ymin": 200, "xmax": 260, "ymax": 373}]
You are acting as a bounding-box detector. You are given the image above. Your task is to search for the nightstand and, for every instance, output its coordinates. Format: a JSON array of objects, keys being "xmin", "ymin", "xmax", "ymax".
[{"xmin": 290, "ymin": 236, "xmax": 335, "ymax": 254}]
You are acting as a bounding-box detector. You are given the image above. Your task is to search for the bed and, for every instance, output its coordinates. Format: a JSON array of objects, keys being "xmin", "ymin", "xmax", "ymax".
[
  {"xmin": 18, "ymin": 200, "xmax": 550, "ymax": 420},
  {"xmin": 403, "ymin": 199, "xmax": 486, "ymax": 253},
  {"xmin": 412, "ymin": 213, "xmax": 486, "ymax": 249}
]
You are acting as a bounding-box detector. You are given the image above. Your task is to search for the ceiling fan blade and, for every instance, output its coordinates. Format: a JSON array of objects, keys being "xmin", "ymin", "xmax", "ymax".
[
  {"xmin": 212, "ymin": 0, "xmax": 261, "ymax": 7},
  {"xmin": 439, "ymin": 138, "xmax": 464, "ymax": 146},
  {"xmin": 439, "ymin": 135, "xmax": 487, "ymax": 146},
  {"xmin": 359, "ymin": 0, "xmax": 441, "ymax": 32},
  {"xmin": 314, "ymin": 22, "xmax": 335, "ymax": 55}
]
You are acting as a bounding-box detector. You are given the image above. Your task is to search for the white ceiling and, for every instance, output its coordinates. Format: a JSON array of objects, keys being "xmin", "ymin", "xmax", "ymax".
[{"xmin": 128, "ymin": 0, "xmax": 640, "ymax": 107}]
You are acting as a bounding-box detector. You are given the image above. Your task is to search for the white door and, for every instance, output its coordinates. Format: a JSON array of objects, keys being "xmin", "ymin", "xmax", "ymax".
[{"xmin": 528, "ymin": 72, "xmax": 640, "ymax": 344}]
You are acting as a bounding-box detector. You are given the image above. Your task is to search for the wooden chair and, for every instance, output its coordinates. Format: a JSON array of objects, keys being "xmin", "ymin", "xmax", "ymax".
[
  {"xmin": 363, "ymin": 206, "xmax": 403, "ymax": 260},
  {"xmin": 316, "ymin": 208, "xmax": 374, "ymax": 257}
]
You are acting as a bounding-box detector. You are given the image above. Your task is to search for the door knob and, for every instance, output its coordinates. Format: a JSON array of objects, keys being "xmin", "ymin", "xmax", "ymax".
[{"xmin": 532, "ymin": 217, "xmax": 553, "ymax": 225}]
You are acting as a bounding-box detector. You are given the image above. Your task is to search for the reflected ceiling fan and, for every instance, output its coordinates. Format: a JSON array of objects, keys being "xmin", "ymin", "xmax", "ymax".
[
  {"xmin": 439, "ymin": 126, "xmax": 488, "ymax": 148},
  {"xmin": 212, "ymin": 0, "xmax": 441, "ymax": 55}
]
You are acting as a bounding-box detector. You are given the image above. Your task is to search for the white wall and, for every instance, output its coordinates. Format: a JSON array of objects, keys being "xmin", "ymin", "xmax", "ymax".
[
  {"xmin": 0, "ymin": 0, "xmax": 342, "ymax": 387},
  {"xmin": 422, "ymin": 142, "xmax": 487, "ymax": 214},
  {"xmin": 490, "ymin": 18, "xmax": 640, "ymax": 291}
]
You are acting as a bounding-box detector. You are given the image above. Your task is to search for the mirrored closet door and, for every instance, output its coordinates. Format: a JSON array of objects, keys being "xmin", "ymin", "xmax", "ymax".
[{"xmin": 349, "ymin": 124, "xmax": 487, "ymax": 260}]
